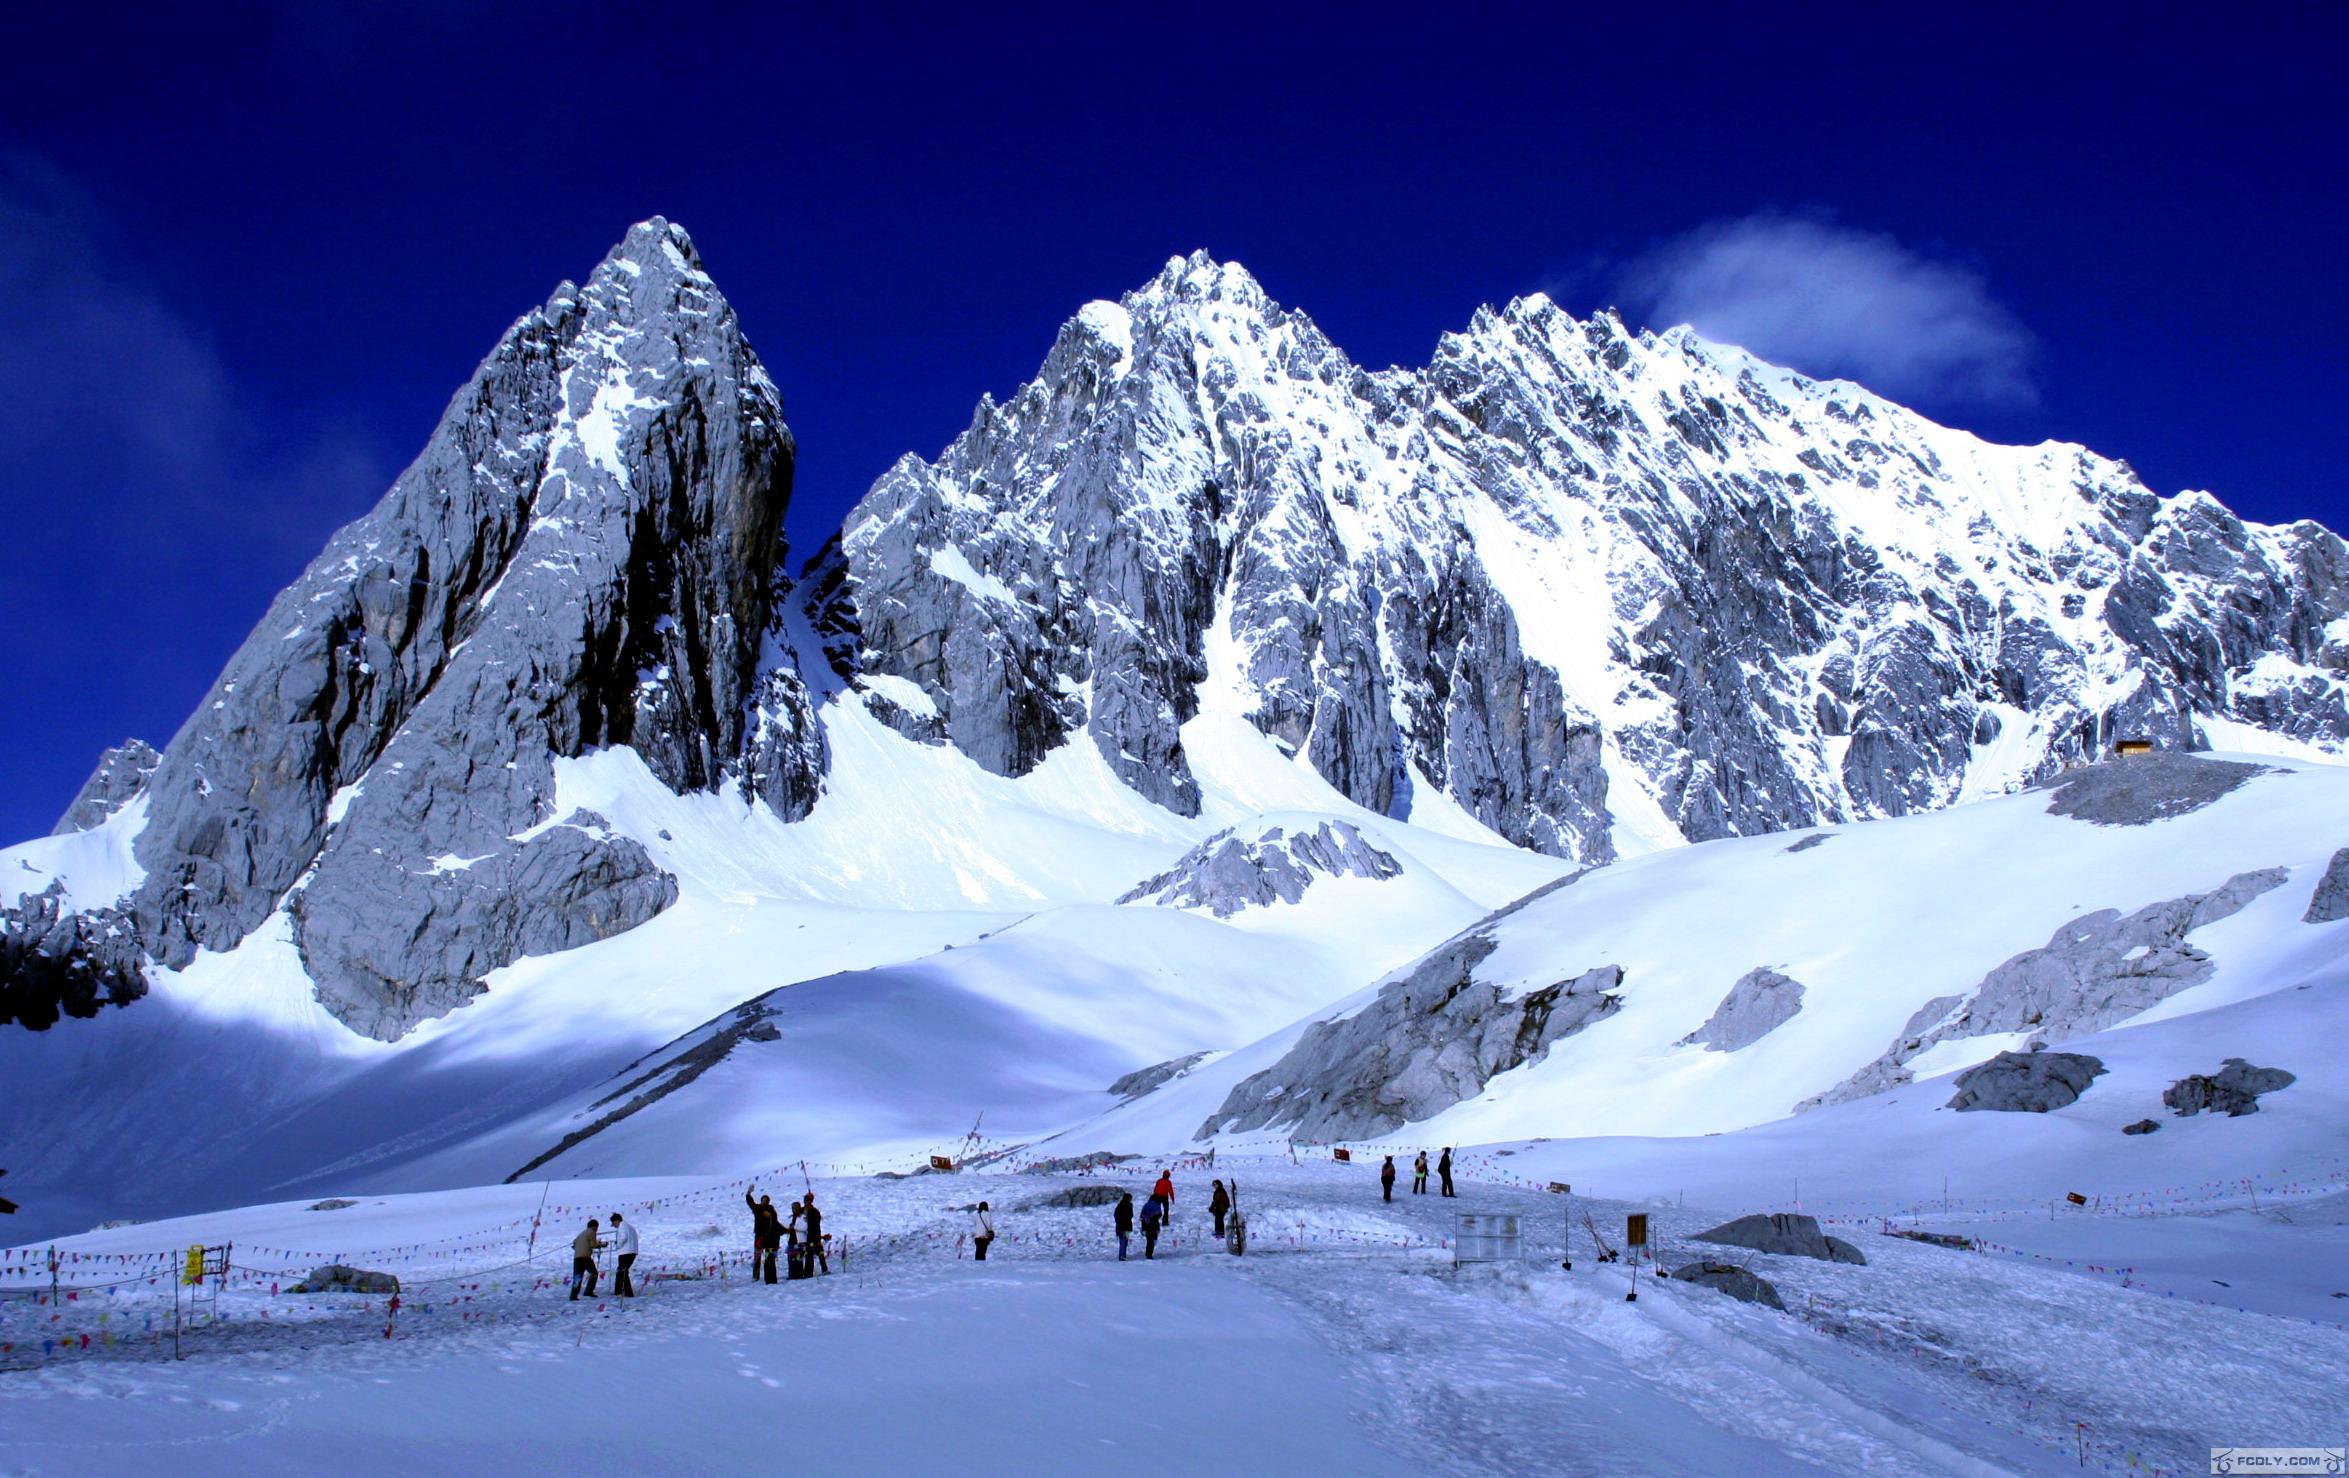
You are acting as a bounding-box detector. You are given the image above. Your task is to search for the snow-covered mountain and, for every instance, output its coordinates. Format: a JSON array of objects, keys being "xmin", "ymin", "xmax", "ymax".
[{"xmin": 5, "ymin": 219, "xmax": 2348, "ymax": 1242}]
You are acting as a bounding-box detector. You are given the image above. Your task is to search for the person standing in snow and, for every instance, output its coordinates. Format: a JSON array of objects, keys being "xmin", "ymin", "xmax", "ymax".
[
  {"xmin": 1413, "ymin": 1151, "xmax": 1429, "ymax": 1195},
  {"xmin": 570, "ymin": 1218, "xmax": 606, "ymax": 1301},
  {"xmin": 1209, "ymin": 1179, "xmax": 1231, "ymax": 1238},
  {"xmin": 609, "ymin": 1211, "xmax": 639, "ymax": 1297},
  {"xmin": 972, "ymin": 1201, "xmax": 997, "ymax": 1261},
  {"xmin": 1380, "ymin": 1156, "xmax": 1397, "ymax": 1203},
  {"xmin": 1113, "ymin": 1191, "xmax": 1135, "ymax": 1261},
  {"xmin": 746, "ymin": 1188, "xmax": 783, "ymax": 1284},
  {"xmin": 1139, "ymin": 1193, "xmax": 1164, "ymax": 1259},
  {"xmin": 1438, "ymin": 1147, "xmax": 1455, "ymax": 1198},
  {"xmin": 1152, "ymin": 1169, "xmax": 1176, "ymax": 1224},
  {"xmin": 798, "ymin": 1194, "xmax": 828, "ymax": 1274}
]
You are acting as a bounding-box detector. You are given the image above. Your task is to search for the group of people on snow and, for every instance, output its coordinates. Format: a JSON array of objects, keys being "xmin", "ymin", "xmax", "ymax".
[
  {"xmin": 745, "ymin": 1187, "xmax": 829, "ymax": 1282},
  {"xmin": 567, "ymin": 1211, "xmax": 640, "ymax": 1301},
  {"xmin": 563, "ymin": 1151, "xmax": 1461, "ymax": 1297},
  {"xmin": 1380, "ymin": 1148, "xmax": 1453, "ymax": 1202}
]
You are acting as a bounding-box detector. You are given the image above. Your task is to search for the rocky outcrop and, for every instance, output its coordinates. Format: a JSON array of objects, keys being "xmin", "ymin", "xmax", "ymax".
[
  {"xmin": 1945, "ymin": 1050, "xmax": 2106, "ymax": 1112},
  {"xmin": 0, "ymin": 884, "xmax": 147, "ymax": 1029},
  {"xmin": 288, "ymin": 1265, "xmax": 400, "ymax": 1294},
  {"xmin": 2122, "ymin": 1118, "xmax": 2161, "ymax": 1135},
  {"xmin": 1807, "ymin": 869, "xmax": 2285, "ymax": 1108},
  {"xmin": 1679, "ymin": 968, "xmax": 1805, "ymax": 1051},
  {"xmin": 2041, "ymin": 753, "xmax": 2270, "ymax": 826},
  {"xmin": 2164, "ymin": 1059, "xmax": 2296, "ymax": 1117},
  {"xmin": 51, "ymin": 740, "xmax": 158, "ymax": 835},
  {"xmin": 1692, "ymin": 1212, "xmax": 1866, "ymax": 1265},
  {"xmin": 1109, "ymin": 1053, "xmax": 1212, "ymax": 1099},
  {"xmin": 1118, "ymin": 821, "xmax": 1402, "ymax": 917},
  {"xmin": 1673, "ymin": 1261, "xmax": 1786, "ymax": 1310},
  {"xmin": 1204, "ymin": 906, "xmax": 1621, "ymax": 1141},
  {"xmin": 2302, "ymin": 848, "xmax": 2349, "ymax": 923}
]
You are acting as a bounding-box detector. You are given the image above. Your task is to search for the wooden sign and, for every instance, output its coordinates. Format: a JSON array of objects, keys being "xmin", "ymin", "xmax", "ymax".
[
  {"xmin": 1546, "ymin": 1182, "xmax": 1571, "ymax": 1195},
  {"xmin": 929, "ymin": 1155, "xmax": 956, "ymax": 1172},
  {"xmin": 2065, "ymin": 1191, "xmax": 2088, "ymax": 1206},
  {"xmin": 1332, "ymin": 1148, "xmax": 1352, "ymax": 1162},
  {"xmin": 1625, "ymin": 1213, "xmax": 1649, "ymax": 1247}
]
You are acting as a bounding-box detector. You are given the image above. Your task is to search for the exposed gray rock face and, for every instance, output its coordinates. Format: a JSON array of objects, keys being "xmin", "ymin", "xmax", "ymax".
[
  {"xmin": 2122, "ymin": 1118, "xmax": 2161, "ymax": 1135},
  {"xmin": 0, "ymin": 883, "xmax": 146, "ymax": 1029},
  {"xmin": 1674, "ymin": 1261, "xmax": 1787, "ymax": 1309},
  {"xmin": 10, "ymin": 220, "xmax": 799, "ymax": 1040},
  {"xmin": 1026, "ymin": 1184, "xmax": 1128, "ymax": 1209},
  {"xmin": 289, "ymin": 1264, "xmax": 400, "ymax": 1294},
  {"xmin": 2041, "ymin": 752, "xmax": 2270, "ymax": 826},
  {"xmin": 2302, "ymin": 848, "xmax": 2349, "ymax": 923},
  {"xmin": 51, "ymin": 740, "xmax": 159, "ymax": 835},
  {"xmin": 835, "ymin": 257, "xmax": 2349, "ymax": 865},
  {"xmin": 1807, "ymin": 869, "xmax": 2285, "ymax": 1108},
  {"xmin": 2164, "ymin": 1059, "xmax": 2296, "ymax": 1117},
  {"xmin": 1692, "ymin": 1212, "xmax": 1866, "ymax": 1265},
  {"xmin": 1680, "ymin": 968, "xmax": 1806, "ymax": 1051},
  {"xmin": 1109, "ymin": 1053, "xmax": 1212, "ymax": 1099},
  {"xmin": 1945, "ymin": 1050, "xmax": 2106, "ymax": 1112},
  {"xmin": 1204, "ymin": 900, "xmax": 1622, "ymax": 1140},
  {"xmin": 1118, "ymin": 820, "xmax": 1402, "ymax": 917}
]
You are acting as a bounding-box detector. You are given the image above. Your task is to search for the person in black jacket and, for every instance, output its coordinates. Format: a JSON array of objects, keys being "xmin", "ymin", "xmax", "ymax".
[
  {"xmin": 1113, "ymin": 1191, "xmax": 1135, "ymax": 1261},
  {"xmin": 1438, "ymin": 1147, "xmax": 1456, "ymax": 1197},
  {"xmin": 1380, "ymin": 1155, "xmax": 1397, "ymax": 1202},
  {"xmin": 1209, "ymin": 1179, "xmax": 1231, "ymax": 1238},
  {"xmin": 746, "ymin": 1189, "xmax": 782, "ymax": 1283},
  {"xmin": 797, "ymin": 1194, "xmax": 828, "ymax": 1274}
]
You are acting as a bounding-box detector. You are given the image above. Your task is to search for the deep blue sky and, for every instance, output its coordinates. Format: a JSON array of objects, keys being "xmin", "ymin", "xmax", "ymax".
[{"xmin": 2, "ymin": 4, "xmax": 2342, "ymax": 843}]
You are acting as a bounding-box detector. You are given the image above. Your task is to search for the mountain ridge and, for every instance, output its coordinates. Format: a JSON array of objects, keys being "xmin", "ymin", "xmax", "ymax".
[{"xmin": 7, "ymin": 218, "xmax": 2347, "ymax": 1042}]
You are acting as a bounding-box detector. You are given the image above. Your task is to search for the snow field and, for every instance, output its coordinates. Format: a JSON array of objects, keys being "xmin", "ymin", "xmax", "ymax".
[{"xmin": 9, "ymin": 1161, "xmax": 2345, "ymax": 1475}]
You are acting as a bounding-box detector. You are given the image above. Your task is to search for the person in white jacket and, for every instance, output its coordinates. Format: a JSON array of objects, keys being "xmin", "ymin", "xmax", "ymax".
[
  {"xmin": 971, "ymin": 1202, "xmax": 996, "ymax": 1261},
  {"xmin": 609, "ymin": 1211, "xmax": 641, "ymax": 1297}
]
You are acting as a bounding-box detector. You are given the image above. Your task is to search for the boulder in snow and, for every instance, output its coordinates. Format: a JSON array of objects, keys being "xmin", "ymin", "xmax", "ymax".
[
  {"xmin": 2302, "ymin": 848, "xmax": 2349, "ymax": 923},
  {"xmin": 1945, "ymin": 1051, "xmax": 2106, "ymax": 1113},
  {"xmin": 2121, "ymin": 1118, "xmax": 2162, "ymax": 1136},
  {"xmin": 2164, "ymin": 1059, "xmax": 2296, "ymax": 1117},
  {"xmin": 289, "ymin": 1264, "xmax": 400, "ymax": 1294},
  {"xmin": 1679, "ymin": 968, "xmax": 1806, "ymax": 1052},
  {"xmin": 1672, "ymin": 1260, "xmax": 1786, "ymax": 1310},
  {"xmin": 1692, "ymin": 1212, "xmax": 1866, "ymax": 1266}
]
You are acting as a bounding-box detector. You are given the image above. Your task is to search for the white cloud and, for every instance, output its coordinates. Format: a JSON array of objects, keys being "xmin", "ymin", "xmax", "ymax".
[{"xmin": 1617, "ymin": 214, "xmax": 2037, "ymax": 409}]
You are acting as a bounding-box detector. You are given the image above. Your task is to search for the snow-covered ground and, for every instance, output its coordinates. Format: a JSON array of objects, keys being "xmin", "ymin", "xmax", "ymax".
[{"xmin": 6, "ymin": 1160, "xmax": 2342, "ymax": 1475}]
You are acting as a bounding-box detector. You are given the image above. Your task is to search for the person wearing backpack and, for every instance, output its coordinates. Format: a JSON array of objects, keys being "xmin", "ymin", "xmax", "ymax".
[
  {"xmin": 609, "ymin": 1211, "xmax": 639, "ymax": 1297},
  {"xmin": 1139, "ymin": 1193, "xmax": 1164, "ymax": 1259},
  {"xmin": 1208, "ymin": 1179, "xmax": 1231, "ymax": 1238},
  {"xmin": 1413, "ymin": 1151, "xmax": 1429, "ymax": 1195},
  {"xmin": 972, "ymin": 1202, "xmax": 996, "ymax": 1261},
  {"xmin": 1380, "ymin": 1155, "xmax": 1397, "ymax": 1203},
  {"xmin": 1152, "ymin": 1170, "xmax": 1176, "ymax": 1224},
  {"xmin": 1113, "ymin": 1191, "xmax": 1135, "ymax": 1261}
]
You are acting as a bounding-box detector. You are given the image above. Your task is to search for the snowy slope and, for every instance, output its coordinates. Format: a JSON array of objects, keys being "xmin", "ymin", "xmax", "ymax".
[{"xmin": 1100, "ymin": 752, "xmax": 2349, "ymax": 1160}]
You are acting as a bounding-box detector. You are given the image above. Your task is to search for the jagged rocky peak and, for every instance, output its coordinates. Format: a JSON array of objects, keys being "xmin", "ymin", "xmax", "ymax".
[
  {"xmin": 53, "ymin": 739, "xmax": 159, "ymax": 835},
  {"xmin": 1118, "ymin": 818, "xmax": 1404, "ymax": 918},
  {"xmin": 7, "ymin": 217, "xmax": 804, "ymax": 1039},
  {"xmin": 834, "ymin": 250, "xmax": 2349, "ymax": 868}
]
